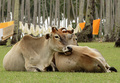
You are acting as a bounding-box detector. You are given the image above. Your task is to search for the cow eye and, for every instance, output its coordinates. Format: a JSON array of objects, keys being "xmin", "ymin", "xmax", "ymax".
[
  {"xmin": 55, "ymin": 36, "xmax": 59, "ymax": 38},
  {"xmin": 74, "ymin": 38, "xmax": 77, "ymax": 41}
]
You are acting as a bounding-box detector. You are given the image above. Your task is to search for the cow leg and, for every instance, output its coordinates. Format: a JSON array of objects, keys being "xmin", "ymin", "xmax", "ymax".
[
  {"xmin": 25, "ymin": 62, "xmax": 40, "ymax": 72},
  {"xmin": 24, "ymin": 58, "xmax": 43, "ymax": 72},
  {"xmin": 50, "ymin": 62, "xmax": 56, "ymax": 71},
  {"xmin": 44, "ymin": 62, "xmax": 56, "ymax": 72}
]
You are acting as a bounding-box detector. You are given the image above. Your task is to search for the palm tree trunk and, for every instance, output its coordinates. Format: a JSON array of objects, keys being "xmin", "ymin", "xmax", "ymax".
[
  {"xmin": 115, "ymin": 0, "xmax": 118, "ymax": 34},
  {"xmin": 104, "ymin": 0, "xmax": 111, "ymax": 41},
  {"xmin": 95, "ymin": 0, "xmax": 98, "ymax": 19},
  {"xmin": 99, "ymin": 0, "xmax": 103, "ymax": 37},
  {"xmin": 50, "ymin": 0, "xmax": 52, "ymax": 26},
  {"xmin": 6, "ymin": 0, "xmax": 11, "ymax": 21},
  {"xmin": 33, "ymin": 0, "xmax": 37, "ymax": 27},
  {"xmin": 45, "ymin": 0, "xmax": 48, "ymax": 25},
  {"xmin": 2, "ymin": 0, "xmax": 5, "ymax": 22},
  {"xmin": 26, "ymin": 0, "xmax": 31, "ymax": 25},
  {"xmin": 85, "ymin": 0, "xmax": 90, "ymax": 20},
  {"xmin": 67, "ymin": 0, "xmax": 70, "ymax": 26},
  {"xmin": 52, "ymin": 0, "xmax": 55, "ymax": 25},
  {"xmin": 102, "ymin": 0, "xmax": 105, "ymax": 35},
  {"xmin": 12, "ymin": 0, "xmax": 15, "ymax": 20},
  {"xmin": 115, "ymin": 0, "xmax": 120, "ymax": 39},
  {"xmin": 57, "ymin": 0, "xmax": 60, "ymax": 28},
  {"xmin": 110, "ymin": 0, "xmax": 114, "ymax": 31},
  {"xmin": 63, "ymin": 0, "xmax": 66, "ymax": 27},
  {"xmin": 12, "ymin": 0, "xmax": 19, "ymax": 43},
  {"xmin": 42, "ymin": 0, "xmax": 45, "ymax": 25},
  {"xmin": 79, "ymin": 0, "xmax": 85, "ymax": 23},
  {"xmin": 20, "ymin": 0, "xmax": 24, "ymax": 23},
  {"xmin": 75, "ymin": 0, "xmax": 78, "ymax": 24},
  {"xmin": 77, "ymin": 0, "xmax": 94, "ymax": 42},
  {"xmin": 71, "ymin": 0, "xmax": 76, "ymax": 20},
  {"xmin": 55, "ymin": 0, "xmax": 58, "ymax": 26},
  {"xmin": 112, "ymin": 0, "xmax": 115, "ymax": 32},
  {"xmin": 38, "ymin": 0, "xmax": 41, "ymax": 25},
  {"xmin": 0, "ymin": 0, "xmax": 2, "ymax": 22}
]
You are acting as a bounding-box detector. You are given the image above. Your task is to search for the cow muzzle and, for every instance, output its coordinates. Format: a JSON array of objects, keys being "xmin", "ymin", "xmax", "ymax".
[{"xmin": 62, "ymin": 46, "xmax": 72, "ymax": 55}]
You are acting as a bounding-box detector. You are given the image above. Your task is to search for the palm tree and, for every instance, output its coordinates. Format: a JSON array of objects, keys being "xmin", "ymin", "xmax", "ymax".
[
  {"xmin": 115, "ymin": 0, "xmax": 120, "ymax": 39},
  {"xmin": 71, "ymin": 0, "xmax": 76, "ymax": 21},
  {"xmin": 79, "ymin": 0, "xmax": 85, "ymax": 23},
  {"xmin": 42, "ymin": 0, "xmax": 45, "ymax": 25},
  {"xmin": 6, "ymin": 0, "xmax": 11, "ymax": 21},
  {"xmin": 104, "ymin": 0, "xmax": 111, "ymax": 41},
  {"xmin": 26, "ymin": 0, "xmax": 31, "ymax": 25},
  {"xmin": 50, "ymin": 0, "xmax": 52, "ymax": 26},
  {"xmin": 12, "ymin": 0, "xmax": 19, "ymax": 43},
  {"xmin": 33, "ymin": 0, "xmax": 37, "ymax": 27},
  {"xmin": 2, "ymin": 0, "xmax": 5, "ymax": 22},
  {"xmin": 12, "ymin": 0, "xmax": 15, "ymax": 20},
  {"xmin": 38, "ymin": 0, "xmax": 41, "ymax": 25},
  {"xmin": 52, "ymin": 0, "xmax": 55, "ymax": 25},
  {"xmin": 20, "ymin": 0, "xmax": 24, "ymax": 23},
  {"xmin": 45, "ymin": 0, "xmax": 48, "ymax": 25},
  {"xmin": 77, "ymin": 0, "xmax": 94, "ymax": 42},
  {"xmin": 63, "ymin": 0, "xmax": 66, "ymax": 27},
  {"xmin": 75, "ymin": 0, "xmax": 78, "ymax": 24},
  {"xmin": 67, "ymin": 0, "xmax": 70, "ymax": 26},
  {"xmin": 55, "ymin": 0, "xmax": 58, "ymax": 26},
  {"xmin": 57, "ymin": 0, "xmax": 60, "ymax": 27},
  {"xmin": 95, "ymin": 0, "xmax": 98, "ymax": 19},
  {"xmin": 99, "ymin": 0, "xmax": 103, "ymax": 38},
  {"xmin": 0, "ymin": 0, "xmax": 2, "ymax": 22}
]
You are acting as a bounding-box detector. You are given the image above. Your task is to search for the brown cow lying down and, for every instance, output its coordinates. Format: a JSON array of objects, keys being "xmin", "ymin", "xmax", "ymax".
[
  {"xmin": 55, "ymin": 45, "xmax": 117, "ymax": 73},
  {"xmin": 51, "ymin": 28, "xmax": 117, "ymax": 73},
  {"xmin": 3, "ymin": 27, "xmax": 72, "ymax": 72}
]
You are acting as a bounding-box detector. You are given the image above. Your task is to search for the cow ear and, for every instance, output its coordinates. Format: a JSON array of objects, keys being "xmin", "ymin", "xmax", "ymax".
[
  {"xmin": 60, "ymin": 27, "xmax": 67, "ymax": 31},
  {"xmin": 52, "ymin": 27, "xmax": 58, "ymax": 33},
  {"xmin": 45, "ymin": 33, "xmax": 50, "ymax": 39},
  {"xmin": 71, "ymin": 29, "xmax": 74, "ymax": 33},
  {"xmin": 67, "ymin": 29, "xmax": 74, "ymax": 34}
]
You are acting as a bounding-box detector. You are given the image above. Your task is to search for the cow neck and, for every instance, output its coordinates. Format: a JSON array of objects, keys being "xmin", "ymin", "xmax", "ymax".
[
  {"xmin": 42, "ymin": 39, "xmax": 55, "ymax": 58},
  {"xmin": 38, "ymin": 39, "xmax": 55, "ymax": 66}
]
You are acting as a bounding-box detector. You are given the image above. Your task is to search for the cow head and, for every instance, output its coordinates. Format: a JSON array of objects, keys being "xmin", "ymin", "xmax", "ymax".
[
  {"xmin": 58, "ymin": 27, "xmax": 78, "ymax": 45},
  {"xmin": 45, "ymin": 27, "xmax": 71, "ymax": 52},
  {"xmin": 57, "ymin": 28, "xmax": 78, "ymax": 55}
]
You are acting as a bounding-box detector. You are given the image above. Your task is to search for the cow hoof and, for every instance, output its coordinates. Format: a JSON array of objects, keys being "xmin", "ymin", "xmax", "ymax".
[{"xmin": 35, "ymin": 68, "xmax": 41, "ymax": 72}]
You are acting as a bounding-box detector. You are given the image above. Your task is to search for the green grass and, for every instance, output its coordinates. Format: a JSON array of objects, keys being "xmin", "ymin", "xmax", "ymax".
[{"xmin": 0, "ymin": 42, "xmax": 120, "ymax": 83}]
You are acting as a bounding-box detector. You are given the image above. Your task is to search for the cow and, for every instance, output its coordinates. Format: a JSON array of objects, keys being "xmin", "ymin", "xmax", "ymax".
[
  {"xmin": 3, "ymin": 27, "xmax": 72, "ymax": 72},
  {"xmin": 56, "ymin": 45, "xmax": 117, "ymax": 72},
  {"xmin": 53, "ymin": 28, "xmax": 117, "ymax": 73},
  {"xmin": 115, "ymin": 38, "xmax": 120, "ymax": 47}
]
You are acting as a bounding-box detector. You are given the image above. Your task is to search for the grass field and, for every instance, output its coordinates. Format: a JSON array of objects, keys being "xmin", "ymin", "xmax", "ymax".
[{"xmin": 0, "ymin": 42, "xmax": 120, "ymax": 83}]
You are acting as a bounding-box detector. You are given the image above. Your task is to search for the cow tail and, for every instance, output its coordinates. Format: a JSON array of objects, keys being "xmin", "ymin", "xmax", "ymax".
[
  {"xmin": 109, "ymin": 67, "xmax": 117, "ymax": 72},
  {"xmin": 103, "ymin": 62, "xmax": 117, "ymax": 72}
]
